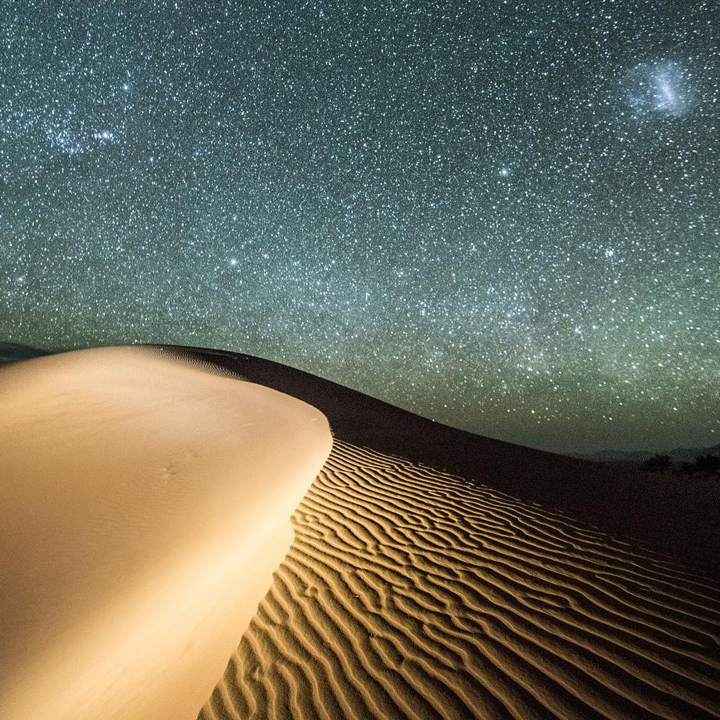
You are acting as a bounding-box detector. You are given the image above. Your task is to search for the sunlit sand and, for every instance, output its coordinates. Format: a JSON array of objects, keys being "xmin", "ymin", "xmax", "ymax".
[{"xmin": 0, "ymin": 347, "xmax": 331, "ymax": 720}]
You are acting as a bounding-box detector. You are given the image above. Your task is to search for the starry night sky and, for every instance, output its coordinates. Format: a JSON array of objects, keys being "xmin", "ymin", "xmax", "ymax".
[{"xmin": 1, "ymin": 0, "xmax": 718, "ymax": 453}]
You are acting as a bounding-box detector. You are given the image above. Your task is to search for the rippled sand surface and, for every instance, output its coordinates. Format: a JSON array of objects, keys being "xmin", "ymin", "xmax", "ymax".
[{"xmin": 202, "ymin": 441, "xmax": 720, "ymax": 720}]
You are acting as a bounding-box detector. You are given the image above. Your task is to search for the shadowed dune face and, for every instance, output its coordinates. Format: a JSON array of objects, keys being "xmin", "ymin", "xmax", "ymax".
[
  {"xmin": 168, "ymin": 346, "xmax": 720, "ymax": 575},
  {"xmin": 201, "ymin": 441, "xmax": 720, "ymax": 720},
  {"xmin": 0, "ymin": 347, "xmax": 332, "ymax": 720}
]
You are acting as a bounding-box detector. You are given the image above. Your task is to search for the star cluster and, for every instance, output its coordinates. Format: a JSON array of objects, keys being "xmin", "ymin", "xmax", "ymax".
[{"xmin": 1, "ymin": 0, "xmax": 718, "ymax": 453}]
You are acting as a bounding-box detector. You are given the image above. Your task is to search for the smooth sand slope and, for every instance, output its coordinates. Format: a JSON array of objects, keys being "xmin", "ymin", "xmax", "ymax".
[
  {"xmin": 0, "ymin": 347, "xmax": 332, "ymax": 720},
  {"xmin": 202, "ymin": 440, "xmax": 720, "ymax": 720}
]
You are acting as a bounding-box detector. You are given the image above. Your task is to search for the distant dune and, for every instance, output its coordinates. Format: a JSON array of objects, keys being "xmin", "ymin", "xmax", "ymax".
[
  {"xmin": 0, "ymin": 347, "xmax": 331, "ymax": 720},
  {"xmin": 0, "ymin": 341, "xmax": 52, "ymax": 363}
]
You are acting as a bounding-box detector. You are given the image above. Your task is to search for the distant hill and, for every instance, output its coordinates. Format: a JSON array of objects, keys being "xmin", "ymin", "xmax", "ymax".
[
  {"xmin": 575, "ymin": 444, "xmax": 720, "ymax": 465},
  {"xmin": 0, "ymin": 342, "xmax": 53, "ymax": 364}
]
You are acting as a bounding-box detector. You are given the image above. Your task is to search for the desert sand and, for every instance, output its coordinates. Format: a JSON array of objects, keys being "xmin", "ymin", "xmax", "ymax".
[
  {"xmin": 175, "ymin": 346, "xmax": 720, "ymax": 720},
  {"xmin": 0, "ymin": 347, "xmax": 332, "ymax": 720},
  {"xmin": 201, "ymin": 440, "xmax": 720, "ymax": 720},
  {"xmin": 2, "ymin": 344, "xmax": 719, "ymax": 720}
]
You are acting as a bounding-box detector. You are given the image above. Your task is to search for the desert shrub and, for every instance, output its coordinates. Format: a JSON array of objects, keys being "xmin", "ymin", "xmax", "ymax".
[{"xmin": 677, "ymin": 454, "xmax": 720, "ymax": 476}]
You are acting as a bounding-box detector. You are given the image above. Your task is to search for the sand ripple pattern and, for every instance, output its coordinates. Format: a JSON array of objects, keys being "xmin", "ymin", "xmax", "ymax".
[{"xmin": 200, "ymin": 441, "xmax": 720, "ymax": 720}]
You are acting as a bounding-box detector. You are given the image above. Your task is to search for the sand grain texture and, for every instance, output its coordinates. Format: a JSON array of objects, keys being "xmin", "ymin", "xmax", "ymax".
[{"xmin": 201, "ymin": 441, "xmax": 720, "ymax": 720}]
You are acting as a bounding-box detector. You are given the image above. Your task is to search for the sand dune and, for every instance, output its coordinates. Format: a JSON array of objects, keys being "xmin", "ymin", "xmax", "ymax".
[
  {"xmin": 0, "ymin": 347, "xmax": 332, "ymax": 720},
  {"xmin": 169, "ymin": 345, "xmax": 720, "ymax": 575},
  {"xmin": 201, "ymin": 441, "xmax": 720, "ymax": 720},
  {"xmin": 3, "ymin": 344, "xmax": 718, "ymax": 719}
]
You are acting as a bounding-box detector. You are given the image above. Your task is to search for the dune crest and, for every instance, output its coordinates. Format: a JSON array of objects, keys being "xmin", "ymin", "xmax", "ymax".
[
  {"xmin": 0, "ymin": 347, "xmax": 332, "ymax": 720},
  {"xmin": 202, "ymin": 440, "xmax": 720, "ymax": 720}
]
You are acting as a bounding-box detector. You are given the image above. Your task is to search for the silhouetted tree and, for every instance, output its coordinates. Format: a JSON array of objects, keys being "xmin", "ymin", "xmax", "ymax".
[
  {"xmin": 642, "ymin": 454, "xmax": 672, "ymax": 474},
  {"xmin": 692, "ymin": 454, "xmax": 720, "ymax": 475},
  {"xmin": 677, "ymin": 454, "xmax": 720, "ymax": 476}
]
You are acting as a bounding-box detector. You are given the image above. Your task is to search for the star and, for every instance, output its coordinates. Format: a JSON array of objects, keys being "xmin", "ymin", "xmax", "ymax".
[{"xmin": 0, "ymin": 0, "xmax": 716, "ymax": 454}]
